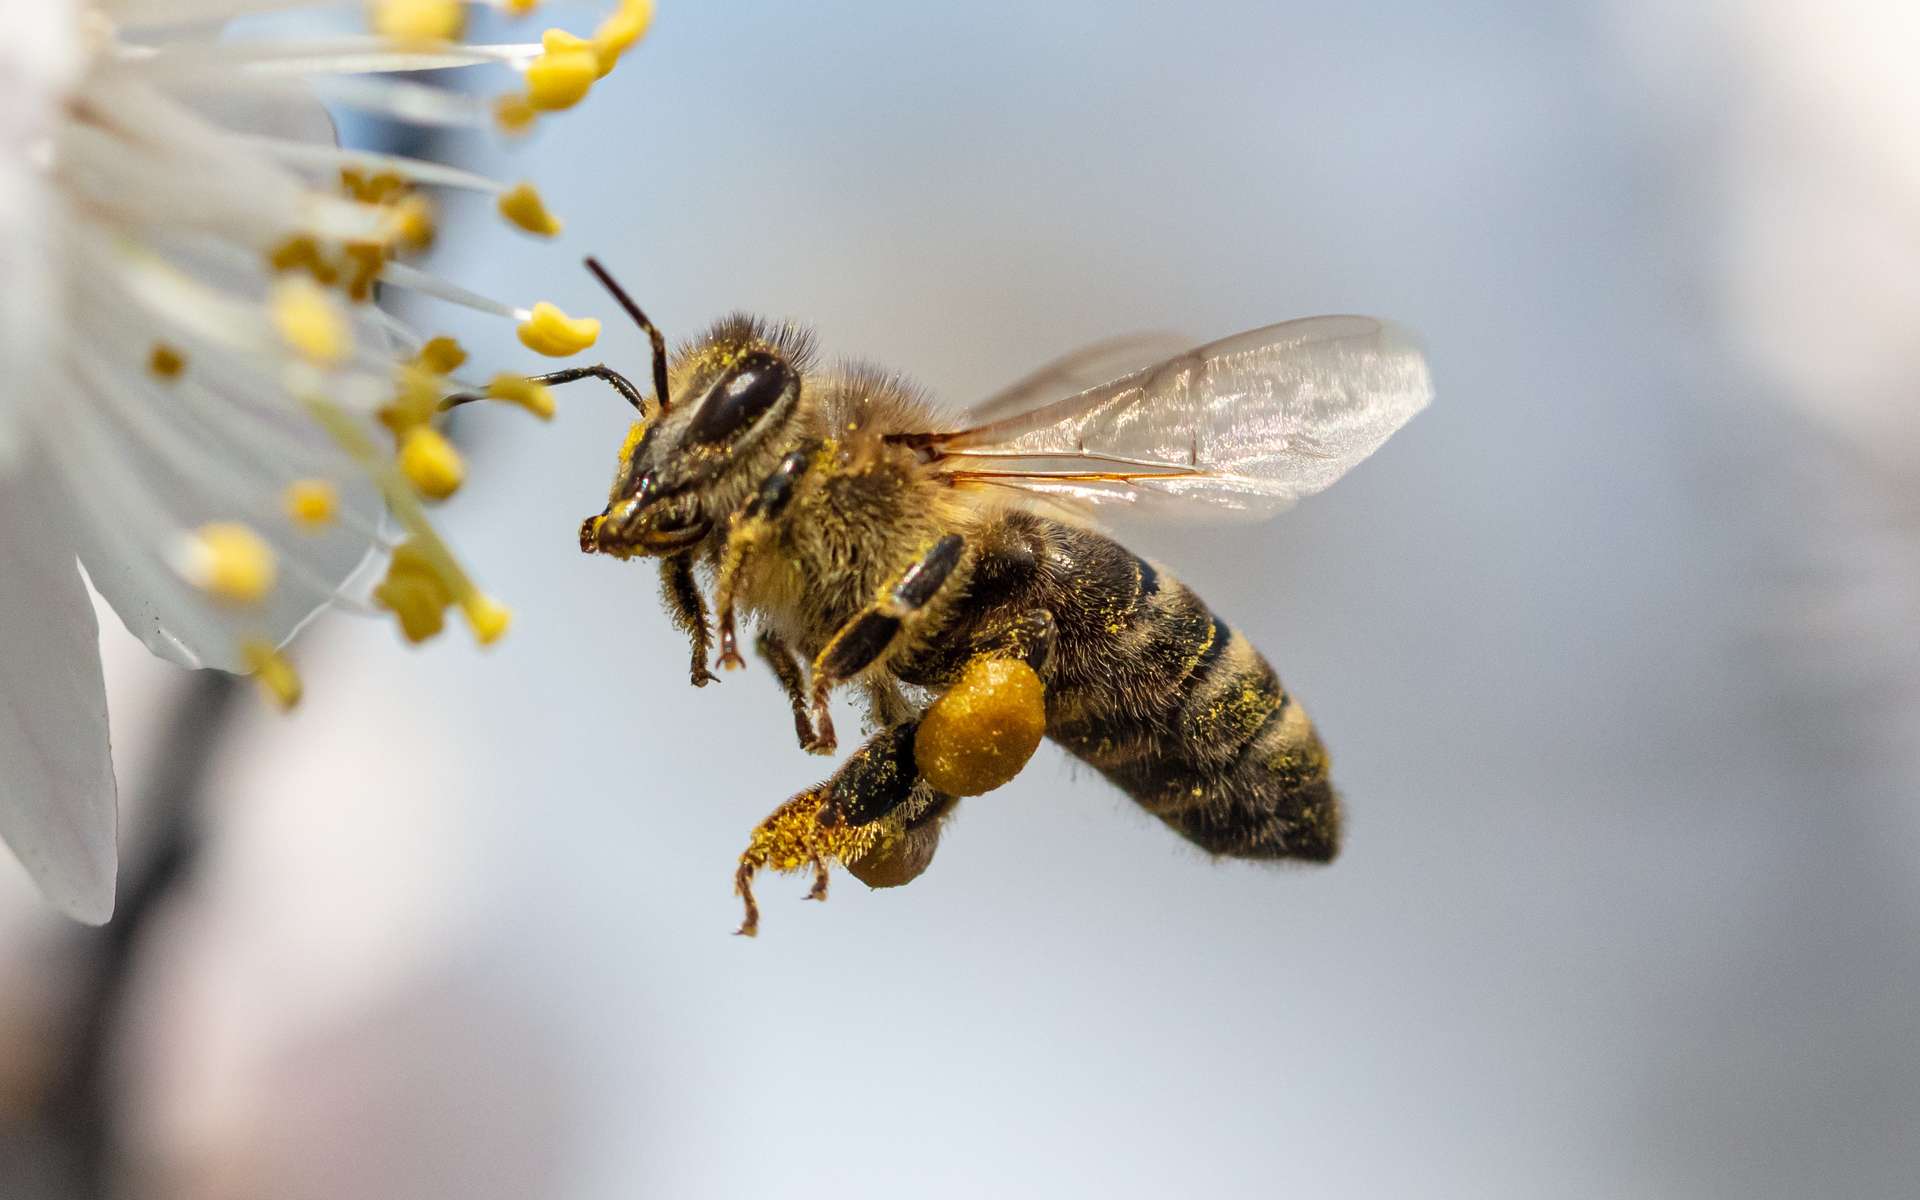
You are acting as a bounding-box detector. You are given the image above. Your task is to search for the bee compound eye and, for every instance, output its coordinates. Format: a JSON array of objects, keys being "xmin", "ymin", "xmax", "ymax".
[{"xmin": 685, "ymin": 351, "xmax": 791, "ymax": 443}]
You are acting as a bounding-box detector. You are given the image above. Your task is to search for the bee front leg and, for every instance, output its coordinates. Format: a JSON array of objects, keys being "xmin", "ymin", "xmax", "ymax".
[
  {"xmin": 806, "ymin": 533, "xmax": 968, "ymax": 756},
  {"xmin": 712, "ymin": 444, "xmax": 818, "ymax": 670},
  {"xmin": 659, "ymin": 556, "xmax": 718, "ymax": 687}
]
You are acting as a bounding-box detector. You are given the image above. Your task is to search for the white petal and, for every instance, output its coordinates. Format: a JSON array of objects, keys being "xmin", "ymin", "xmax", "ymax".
[
  {"xmin": 0, "ymin": 0, "xmax": 78, "ymax": 472},
  {"xmin": 0, "ymin": 460, "xmax": 118, "ymax": 924}
]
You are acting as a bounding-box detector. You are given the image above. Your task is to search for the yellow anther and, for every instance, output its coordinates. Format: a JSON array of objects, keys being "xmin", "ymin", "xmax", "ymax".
[
  {"xmin": 524, "ymin": 36, "xmax": 599, "ymax": 111},
  {"xmin": 398, "ymin": 425, "xmax": 465, "ymax": 499},
  {"xmin": 148, "ymin": 343, "xmax": 185, "ymax": 380},
  {"xmin": 270, "ymin": 278, "xmax": 352, "ymax": 365},
  {"xmin": 342, "ymin": 240, "xmax": 387, "ymax": 304},
  {"xmin": 459, "ymin": 593, "xmax": 512, "ymax": 645},
  {"xmin": 493, "ymin": 91, "xmax": 538, "ymax": 135},
  {"xmin": 486, "ymin": 372, "xmax": 557, "ymax": 419},
  {"xmin": 372, "ymin": 539, "xmax": 455, "ymax": 643},
  {"xmin": 185, "ymin": 522, "xmax": 278, "ymax": 606},
  {"xmin": 267, "ymin": 234, "xmax": 320, "ymax": 274},
  {"xmin": 505, "ymin": 0, "xmax": 540, "ymax": 13},
  {"xmin": 592, "ymin": 0, "xmax": 654, "ymax": 74},
  {"xmin": 380, "ymin": 364, "xmax": 443, "ymax": 437},
  {"xmin": 497, "ymin": 181, "xmax": 563, "ymax": 237},
  {"xmin": 242, "ymin": 640, "xmax": 303, "ymax": 711},
  {"xmin": 386, "ymin": 193, "xmax": 436, "ymax": 251},
  {"xmin": 415, "ymin": 335, "xmax": 468, "ymax": 374},
  {"xmin": 517, "ymin": 301, "xmax": 600, "ymax": 356},
  {"xmin": 369, "ymin": 0, "xmax": 464, "ymax": 42},
  {"xmin": 283, "ymin": 479, "xmax": 339, "ymax": 528}
]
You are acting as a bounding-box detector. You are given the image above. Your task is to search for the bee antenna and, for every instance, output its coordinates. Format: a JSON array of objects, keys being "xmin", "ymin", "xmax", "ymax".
[{"xmin": 584, "ymin": 256, "xmax": 672, "ymax": 413}]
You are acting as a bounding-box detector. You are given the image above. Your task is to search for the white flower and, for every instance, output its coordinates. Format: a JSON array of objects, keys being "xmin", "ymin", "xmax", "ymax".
[{"xmin": 0, "ymin": 0, "xmax": 652, "ymax": 923}]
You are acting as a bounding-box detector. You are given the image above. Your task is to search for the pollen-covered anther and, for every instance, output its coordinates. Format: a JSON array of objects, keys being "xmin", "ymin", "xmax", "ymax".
[
  {"xmin": 592, "ymin": 0, "xmax": 654, "ymax": 74},
  {"xmin": 369, "ymin": 0, "xmax": 465, "ymax": 42},
  {"xmin": 524, "ymin": 31, "xmax": 600, "ymax": 111},
  {"xmin": 460, "ymin": 593, "xmax": 512, "ymax": 645},
  {"xmin": 380, "ymin": 364, "xmax": 444, "ymax": 437},
  {"xmin": 415, "ymin": 336, "xmax": 468, "ymax": 374},
  {"xmin": 242, "ymin": 640, "xmax": 304, "ymax": 710},
  {"xmin": 386, "ymin": 193, "xmax": 437, "ymax": 251},
  {"xmin": 283, "ymin": 479, "xmax": 340, "ymax": 528},
  {"xmin": 504, "ymin": 0, "xmax": 541, "ymax": 15},
  {"xmin": 148, "ymin": 343, "xmax": 186, "ymax": 380},
  {"xmin": 270, "ymin": 278, "xmax": 353, "ymax": 365},
  {"xmin": 373, "ymin": 539, "xmax": 455, "ymax": 643},
  {"xmin": 182, "ymin": 522, "xmax": 278, "ymax": 606},
  {"xmin": 517, "ymin": 301, "xmax": 600, "ymax": 356},
  {"xmin": 493, "ymin": 91, "xmax": 538, "ymax": 135},
  {"xmin": 486, "ymin": 372, "xmax": 557, "ymax": 419},
  {"xmin": 498, "ymin": 182, "xmax": 563, "ymax": 237},
  {"xmin": 398, "ymin": 426, "xmax": 466, "ymax": 499}
]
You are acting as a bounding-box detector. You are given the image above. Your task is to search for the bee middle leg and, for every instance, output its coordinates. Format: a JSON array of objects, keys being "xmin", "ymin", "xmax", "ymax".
[
  {"xmin": 804, "ymin": 533, "xmax": 968, "ymax": 755},
  {"xmin": 753, "ymin": 629, "xmax": 820, "ymax": 751}
]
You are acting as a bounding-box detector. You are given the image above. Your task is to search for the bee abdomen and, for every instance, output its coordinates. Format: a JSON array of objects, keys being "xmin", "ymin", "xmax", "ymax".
[{"xmin": 1047, "ymin": 546, "xmax": 1340, "ymax": 862}]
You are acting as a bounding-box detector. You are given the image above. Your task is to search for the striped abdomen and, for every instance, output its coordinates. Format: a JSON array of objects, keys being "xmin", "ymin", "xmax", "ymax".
[{"xmin": 1032, "ymin": 519, "xmax": 1340, "ymax": 861}]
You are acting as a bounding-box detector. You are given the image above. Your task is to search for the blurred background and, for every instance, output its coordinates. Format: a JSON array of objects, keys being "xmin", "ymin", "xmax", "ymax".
[{"xmin": 6, "ymin": 1, "xmax": 1919, "ymax": 1196}]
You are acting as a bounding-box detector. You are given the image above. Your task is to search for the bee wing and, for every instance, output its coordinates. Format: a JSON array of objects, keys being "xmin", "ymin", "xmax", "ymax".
[
  {"xmin": 935, "ymin": 316, "xmax": 1432, "ymax": 520},
  {"xmin": 966, "ymin": 331, "xmax": 1195, "ymax": 425}
]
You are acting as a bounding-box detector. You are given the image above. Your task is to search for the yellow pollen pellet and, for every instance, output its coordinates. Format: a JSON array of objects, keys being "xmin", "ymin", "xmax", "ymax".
[
  {"xmin": 494, "ymin": 91, "xmax": 538, "ymax": 135},
  {"xmin": 592, "ymin": 0, "xmax": 653, "ymax": 74},
  {"xmin": 497, "ymin": 182, "xmax": 563, "ymax": 237},
  {"xmin": 148, "ymin": 343, "xmax": 185, "ymax": 380},
  {"xmin": 398, "ymin": 426, "xmax": 465, "ymax": 499},
  {"xmin": 270, "ymin": 278, "xmax": 352, "ymax": 365},
  {"xmin": 187, "ymin": 522, "xmax": 278, "ymax": 605},
  {"xmin": 242, "ymin": 640, "xmax": 303, "ymax": 710},
  {"xmin": 516, "ymin": 301, "xmax": 600, "ymax": 356},
  {"xmin": 486, "ymin": 372, "xmax": 556, "ymax": 419},
  {"xmin": 914, "ymin": 658, "xmax": 1047, "ymax": 796},
  {"xmin": 415, "ymin": 335, "xmax": 468, "ymax": 374},
  {"xmin": 283, "ymin": 479, "xmax": 339, "ymax": 528},
  {"xmin": 460, "ymin": 593, "xmax": 512, "ymax": 645},
  {"xmin": 370, "ymin": 0, "xmax": 464, "ymax": 42},
  {"xmin": 524, "ymin": 38, "xmax": 599, "ymax": 111}
]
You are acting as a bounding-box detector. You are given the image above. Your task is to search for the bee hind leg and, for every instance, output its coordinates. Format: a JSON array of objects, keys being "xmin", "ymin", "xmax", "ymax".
[{"xmin": 732, "ymin": 722, "xmax": 947, "ymax": 935}]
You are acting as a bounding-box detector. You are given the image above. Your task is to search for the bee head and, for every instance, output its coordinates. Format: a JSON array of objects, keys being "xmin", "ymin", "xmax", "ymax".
[{"xmin": 581, "ymin": 311, "xmax": 814, "ymax": 559}]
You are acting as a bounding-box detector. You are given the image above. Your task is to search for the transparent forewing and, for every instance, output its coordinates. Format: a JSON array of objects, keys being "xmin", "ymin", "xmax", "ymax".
[
  {"xmin": 967, "ymin": 331, "xmax": 1193, "ymax": 426},
  {"xmin": 940, "ymin": 315, "xmax": 1432, "ymax": 519}
]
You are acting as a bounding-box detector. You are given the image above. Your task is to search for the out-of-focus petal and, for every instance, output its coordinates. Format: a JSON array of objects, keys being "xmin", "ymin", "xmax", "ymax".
[
  {"xmin": 0, "ymin": 2, "xmax": 78, "ymax": 471},
  {"xmin": 0, "ymin": 461, "xmax": 118, "ymax": 924}
]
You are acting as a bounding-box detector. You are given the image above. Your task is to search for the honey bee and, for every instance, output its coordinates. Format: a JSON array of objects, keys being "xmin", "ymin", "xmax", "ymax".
[{"xmin": 526, "ymin": 259, "xmax": 1431, "ymax": 934}]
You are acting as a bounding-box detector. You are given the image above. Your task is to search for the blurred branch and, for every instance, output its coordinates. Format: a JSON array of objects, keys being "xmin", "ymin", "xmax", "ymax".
[{"xmin": 28, "ymin": 670, "xmax": 240, "ymax": 1200}]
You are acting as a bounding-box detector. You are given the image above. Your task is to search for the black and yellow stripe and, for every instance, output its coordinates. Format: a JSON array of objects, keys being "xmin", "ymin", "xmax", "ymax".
[{"xmin": 911, "ymin": 511, "xmax": 1340, "ymax": 863}]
